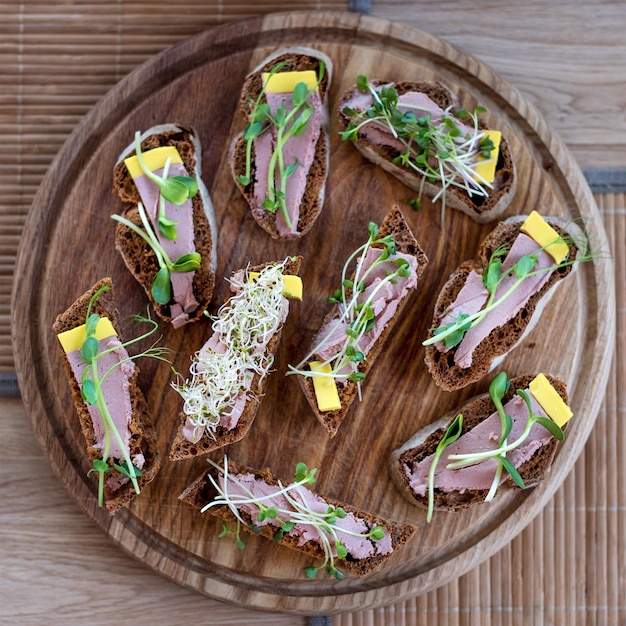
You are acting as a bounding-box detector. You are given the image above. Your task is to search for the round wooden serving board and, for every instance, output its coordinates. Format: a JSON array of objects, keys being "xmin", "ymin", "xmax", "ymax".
[{"xmin": 12, "ymin": 11, "xmax": 614, "ymax": 615}]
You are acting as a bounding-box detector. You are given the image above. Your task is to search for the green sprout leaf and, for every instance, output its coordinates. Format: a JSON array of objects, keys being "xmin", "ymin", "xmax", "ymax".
[
  {"xmin": 80, "ymin": 335, "xmax": 99, "ymax": 365},
  {"xmin": 171, "ymin": 252, "xmax": 202, "ymax": 273},
  {"xmin": 81, "ymin": 378, "xmax": 97, "ymax": 405},
  {"xmin": 152, "ymin": 266, "xmax": 172, "ymax": 305}
]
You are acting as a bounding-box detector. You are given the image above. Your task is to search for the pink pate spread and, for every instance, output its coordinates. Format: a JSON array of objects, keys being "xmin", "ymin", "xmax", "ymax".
[
  {"xmin": 403, "ymin": 388, "xmax": 553, "ymax": 496},
  {"xmin": 132, "ymin": 162, "xmax": 199, "ymax": 328},
  {"xmin": 313, "ymin": 247, "xmax": 419, "ymax": 382},
  {"xmin": 436, "ymin": 233, "xmax": 555, "ymax": 368},
  {"xmin": 66, "ymin": 333, "xmax": 143, "ymax": 469},
  {"xmin": 219, "ymin": 471, "xmax": 393, "ymax": 560},
  {"xmin": 252, "ymin": 89, "xmax": 325, "ymax": 237}
]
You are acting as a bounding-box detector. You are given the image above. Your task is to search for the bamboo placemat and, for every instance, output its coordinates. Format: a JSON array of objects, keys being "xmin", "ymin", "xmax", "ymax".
[{"xmin": 3, "ymin": 3, "xmax": 624, "ymax": 623}]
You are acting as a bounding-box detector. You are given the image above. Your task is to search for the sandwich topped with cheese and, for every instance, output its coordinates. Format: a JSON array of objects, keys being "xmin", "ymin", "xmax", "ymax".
[
  {"xmin": 390, "ymin": 372, "xmax": 573, "ymax": 521},
  {"xmin": 338, "ymin": 77, "xmax": 516, "ymax": 224},
  {"xmin": 423, "ymin": 211, "xmax": 593, "ymax": 391},
  {"xmin": 230, "ymin": 47, "xmax": 332, "ymax": 239}
]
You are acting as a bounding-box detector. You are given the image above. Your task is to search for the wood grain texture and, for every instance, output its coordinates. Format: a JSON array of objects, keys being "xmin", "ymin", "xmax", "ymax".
[{"xmin": 10, "ymin": 10, "xmax": 615, "ymax": 616}]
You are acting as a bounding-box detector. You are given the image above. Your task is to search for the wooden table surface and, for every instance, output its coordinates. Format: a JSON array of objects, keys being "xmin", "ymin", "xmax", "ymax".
[{"xmin": 3, "ymin": 2, "xmax": 625, "ymax": 625}]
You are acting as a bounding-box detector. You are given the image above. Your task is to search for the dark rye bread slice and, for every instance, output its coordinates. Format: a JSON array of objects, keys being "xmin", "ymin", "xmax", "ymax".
[
  {"xmin": 338, "ymin": 80, "xmax": 516, "ymax": 224},
  {"xmin": 424, "ymin": 216, "xmax": 582, "ymax": 391},
  {"xmin": 169, "ymin": 256, "xmax": 303, "ymax": 461},
  {"xmin": 229, "ymin": 47, "xmax": 332, "ymax": 239},
  {"xmin": 179, "ymin": 458, "xmax": 416, "ymax": 576},
  {"xmin": 298, "ymin": 206, "xmax": 428, "ymax": 437},
  {"xmin": 112, "ymin": 124, "xmax": 218, "ymax": 325},
  {"xmin": 52, "ymin": 277, "xmax": 160, "ymax": 514},
  {"xmin": 389, "ymin": 374, "xmax": 568, "ymax": 511}
]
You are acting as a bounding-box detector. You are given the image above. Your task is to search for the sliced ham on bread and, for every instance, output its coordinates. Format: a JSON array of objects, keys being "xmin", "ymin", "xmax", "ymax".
[
  {"xmin": 390, "ymin": 373, "xmax": 570, "ymax": 512},
  {"xmin": 424, "ymin": 213, "xmax": 584, "ymax": 391},
  {"xmin": 52, "ymin": 278, "xmax": 160, "ymax": 514},
  {"xmin": 229, "ymin": 47, "xmax": 332, "ymax": 239},
  {"xmin": 179, "ymin": 457, "xmax": 416, "ymax": 578},
  {"xmin": 169, "ymin": 257, "xmax": 302, "ymax": 460},
  {"xmin": 112, "ymin": 124, "xmax": 218, "ymax": 328},
  {"xmin": 338, "ymin": 79, "xmax": 516, "ymax": 223},
  {"xmin": 292, "ymin": 206, "xmax": 428, "ymax": 437}
]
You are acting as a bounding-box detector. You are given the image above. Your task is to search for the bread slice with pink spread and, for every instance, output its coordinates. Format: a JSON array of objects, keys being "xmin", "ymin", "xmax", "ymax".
[
  {"xmin": 229, "ymin": 47, "xmax": 332, "ymax": 239},
  {"xmin": 180, "ymin": 456, "xmax": 416, "ymax": 578},
  {"xmin": 424, "ymin": 212, "xmax": 586, "ymax": 391},
  {"xmin": 338, "ymin": 79, "xmax": 516, "ymax": 223},
  {"xmin": 112, "ymin": 124, "xmax": 218, "ymax": 328}
]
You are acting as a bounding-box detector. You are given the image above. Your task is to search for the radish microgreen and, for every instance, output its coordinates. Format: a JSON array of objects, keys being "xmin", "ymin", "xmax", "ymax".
[
  {"xmin": 287, "ymin": 222, "xmax": 414, "ymax": 395},
  {"xmin": 423, "ymin": 229, "xmax": 596, "ymax": 350},
  {"xmin": 203, "ymin": 457, "xmax": 386, "ymax": 579},
  {"xmin": 238, "ymin": 60, "xmax": 325, "ymax": 229},
  {"xmin": 112, "ymin": 201, "xmax": 201, "ymax": 305},
  {"xmin": 340, "ymin": 76, "xmax": 496, "ymax": 223},
  {"xmin": 78, "ymin": 283, "xmax": 170, "ymax": 507}
]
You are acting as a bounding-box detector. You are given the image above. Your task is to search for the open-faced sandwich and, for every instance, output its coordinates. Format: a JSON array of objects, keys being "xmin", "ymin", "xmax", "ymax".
[
  {"xmin": 169, "ymin": 257, "xmax": 303, "ymax": 460},
  {"xmin": 180, "ymin": 456, "xmax": 416, "ymax": 579},
  {"xmin": 52, "ymin": 278, "xmax": 164, "ymax": 514},
  {"xmin": 112, "ymin": 124, "xmax": 218, "ymax": 328},
  {"xmin": 229, "ymin": 47, "xmax": 332, "ymax": 239},
  {"xmin": 424, "ymin": 211, "xmax": 592, "ymax": 391},
  {"xmin": 390, "ymin": 372, "xmax": 572, "ymax": 521},
  {"xmin": 288, "ymin": 206, "xmax": 428, "ymax": 437},
  {"xmin": 338, "ymin": 77, "xmax": 516, "ymax": 223}
]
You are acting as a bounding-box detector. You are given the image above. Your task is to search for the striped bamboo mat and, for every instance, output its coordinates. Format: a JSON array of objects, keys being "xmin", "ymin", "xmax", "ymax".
[{"xmin": 3, "ymin": 3, "xmax": 624, "ymax": 623}]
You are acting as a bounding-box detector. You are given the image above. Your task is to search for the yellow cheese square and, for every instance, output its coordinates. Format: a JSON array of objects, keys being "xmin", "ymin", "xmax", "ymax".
[
  {"xmin": 473, "ymin": 130, "xmax": 501, "ymax": 184},
  {"xmin": 57, "ymin": 317, "xmax": 117, "ymax": 354},
  {"xmin": 123, "ymin": 145, "xmax": 183, "ymax": 179},
  {"xmin": 262, "ymin": 70, "xmax": 318, "ymax": 94},
  {"xmin": 309, "ymin": 361, "xmax": 342, "ymax": 412},
  {"xmin": 248, "ymin": 272, "xmax": 303, "ymax": 300},
  {"xmin": 529, "ymin": 374, "xmax": 573, "ymax": 427},
  {"xmin": 520, "ymin": 211, "xmax": 570, "ymax": 264}
]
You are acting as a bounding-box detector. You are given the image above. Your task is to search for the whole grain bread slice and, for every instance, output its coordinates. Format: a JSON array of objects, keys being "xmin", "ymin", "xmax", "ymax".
[
  {"xmin": 229, "ymin": 47, "xmax": 332, "ymax": 239},
  {"xmin": 52, "ymin": 277, "xmax": 160, "ymax": 514},
  {"xmin": 424, "ymin": 216, "xmax": 583, "ymax": 391},
  {"xmin": 389, "ymin": 374, "xmax": 568, "ymax": 511},
  {"xmin": 179, "ymin": 458, "xmax": 416, "ymax": 577},
  {"xmin": 112, "ymin": 124, "xmax": 218, "ymax": 326},
  {"xmin": 297, "ymin": 206, "xmax": 428, "ymax": 437},
  {"xmin": 169, "ymin": 256, "xmax": 303, "ymax": 461},
  {"xmin": 338, "ymin": 80, "xmax": 516, "ymax": 224}
]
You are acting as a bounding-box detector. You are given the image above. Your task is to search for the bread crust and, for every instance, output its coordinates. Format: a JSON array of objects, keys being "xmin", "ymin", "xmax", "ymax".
[
  {"xmin": 425, "ymin": 216, "xmax": 583, "ymax": 391},
  {"xmin": 179, "ymin": 458, "xmax": 416, "ymax": 576},
  {"xmin": 338, "ymin": 80, "xmax": 516, "ymax": 224},
  {"xmin": 389, "ymin": 374, "xmax": 568, "ymax": 511},
  {"xmin": 52, "ymin": 277, "xmax": 161, "ymax": 514},
  {"xmin": 229, "ymin": 47, "xmax": 333, "ymax": 239},
  {"xmin": 169, "ymin": 256, "xmax": 303, "ymax": 461},
  {"xmin": 297, "ymin": 206, "xmax": 428, "ymax": 437},
  {"xmin": 112, "ymin": 124, "xmax": 218, "ymax": 325}
]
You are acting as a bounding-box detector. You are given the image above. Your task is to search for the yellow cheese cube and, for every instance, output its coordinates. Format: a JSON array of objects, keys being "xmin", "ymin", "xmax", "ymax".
[
  {"xmin": 473, "ymin": 130, "xmax": 502, "ymax": 184},
  {"xmin": 57, "ymin": 317, "xmax": 117, "ymax": 354},
  {"xmin": 123, "ymin": 145, "xmax": 182, "ymax": 179},
  {"xmin": 520, "ymin": 211, "xmax": 570, "ymax": 263},
  {"xmin": 262, "ymin": 70, "xmax": 318, "ymax": 94},
  {"xmin": 309, "ymin": 361, "xmax": 342, "ymax": 412},
  {"xmin": 248, "ymin": 272, "xmax": 303, "ymax": 300},
  {"xmin": 529, "ymin": 374, "xmax": 573, "ymax": 427}
]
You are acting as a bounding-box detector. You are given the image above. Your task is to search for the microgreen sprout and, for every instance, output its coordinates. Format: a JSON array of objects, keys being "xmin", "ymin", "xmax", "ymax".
[
  {"xmin": 238, "ymin": 60, "xmax": 325, "ymax": 229},
  {"xmin": 423, "ymin": 229, "xmax": 596, "ymax": 350},
  {"xmin": 426, "ymin": 413, "xmax": 463, "ymax": 523},
  {"xmin": 203, "ymin": 457, "xmax": 386, "ymax": 579},
  {"xmin": 444, "ymin": 374, "xmax": 565, "ymax": 498},
  {"xmin": 79, "ymin": 284, "xmax": 170, "ymax": 507},
  {"xmin": 287, "ymin": 222, "xmax": 413, "ymax": 394},
  {"xmin": 112, "ymin": 202, "xmax": 201, "ymax": 305},
  {"xmin": 340, "ymin": 76, "xmax": 496, "ymax": 223},
  {"xmin": 132, "ymin": 131, "xmax": 198, "ymax": 239},
  {"xmin": 172, "ymin": 262, "xmax": 289, "ymax": 440}
]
